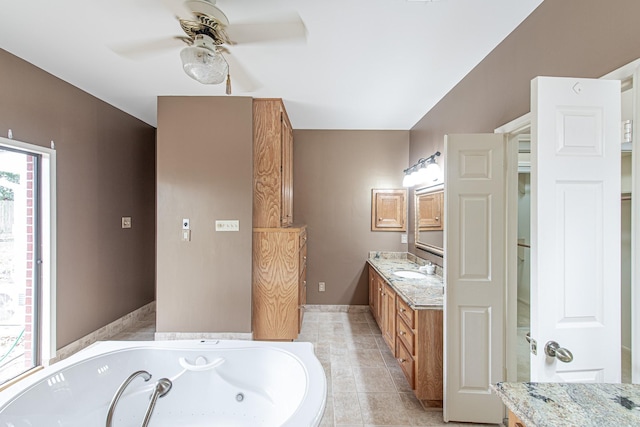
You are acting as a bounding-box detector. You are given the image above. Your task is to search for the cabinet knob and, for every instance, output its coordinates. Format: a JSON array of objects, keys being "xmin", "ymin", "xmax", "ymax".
[
  {"xmin": 303, "ymin": 256, "xmax": 307, "ymax": 261},
  {"xmin": 399, "ymin": 331, "xmax": 406, "ymax": 336},
  {"xmin": 399, "ymin": 307, "xmax": 406, "ymax": 313},
  {"xmin": 397, "ymin": 358, "xmax": 406, "ymax": 363},
  {"xmin": 435, "ymin": 216, "xmax": 439, "ymax": 220},
  {"xmin": 378, "ymin": 217, "xmax": 382, "ymax": 221}
]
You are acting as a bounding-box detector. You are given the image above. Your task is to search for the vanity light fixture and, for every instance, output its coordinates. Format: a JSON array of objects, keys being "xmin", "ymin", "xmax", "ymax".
[{"xmin": 402, "ymin": 151, "xmax": 442, "ymax": 187}]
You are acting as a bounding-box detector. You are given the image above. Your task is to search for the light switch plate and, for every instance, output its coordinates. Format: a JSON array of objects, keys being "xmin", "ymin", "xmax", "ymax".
[
  {"xmin": 182, "ymin": 218, "xmax": 190, "ymax": 230},
  {"xmin": 215, "ymin": 220, "xmax": 239, "ymax": 232}
]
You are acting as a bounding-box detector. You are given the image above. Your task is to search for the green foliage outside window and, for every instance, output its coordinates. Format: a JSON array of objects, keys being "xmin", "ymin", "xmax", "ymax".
[{"xmin": 0, "ymin": 172, "xmax": 19, "ymax": 201}]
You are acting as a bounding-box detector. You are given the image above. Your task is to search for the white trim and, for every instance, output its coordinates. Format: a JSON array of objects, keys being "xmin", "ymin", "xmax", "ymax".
[{"xmin": 0, "ymin": 136, "xmax": 57, "ymax": 365}]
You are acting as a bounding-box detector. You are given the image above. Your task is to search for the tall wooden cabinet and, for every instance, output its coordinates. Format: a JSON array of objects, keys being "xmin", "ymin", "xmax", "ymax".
[
  {"xmin": 253, "ymin": 226, "xmax": 307, "ymax": 340},
  {"xmin": 252, "ymin": 98, "xmax": 306, "ymax": 340},
  {"xmin": 253, "ymin": 98, "xmax": 294, "ymax": 228}
]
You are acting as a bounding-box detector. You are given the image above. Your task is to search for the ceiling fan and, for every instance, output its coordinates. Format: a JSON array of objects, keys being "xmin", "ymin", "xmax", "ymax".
[{"xmin": 111, "ymin": 0, "xmax": 307, "ymax": 93}]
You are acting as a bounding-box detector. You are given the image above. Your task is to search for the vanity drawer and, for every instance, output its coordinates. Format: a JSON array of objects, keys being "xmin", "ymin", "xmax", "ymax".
[
  {"xmin": 396, "ymin": 339, "xmax": 415, "ymax": 389},
  {"xmin": 397, "ymin": 297, "xmax": 415, "ymax": 329},
  {"xmin": 396, "ymin": 315, "xmax": 415, "ymax": 355}
]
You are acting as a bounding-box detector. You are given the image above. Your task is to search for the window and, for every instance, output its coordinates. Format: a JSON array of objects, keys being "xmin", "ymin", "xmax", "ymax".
[{"xmin": 0, "ymin": 137, "xmax": 55, "ymax": 384}]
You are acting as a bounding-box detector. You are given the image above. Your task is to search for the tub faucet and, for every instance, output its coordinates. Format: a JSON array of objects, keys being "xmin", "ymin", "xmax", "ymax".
[
  {"xmin": 141, "ymin": 378, "xmax": 172, "ymax": 427},
  {"xmin": 106, "ymin": 370, "xmax": 152, "ymax": 427}
]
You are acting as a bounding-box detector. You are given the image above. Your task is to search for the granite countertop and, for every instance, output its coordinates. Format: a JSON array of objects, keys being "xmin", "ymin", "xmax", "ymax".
[
  {"xmin": 492, "ymin": 382, "xmax": 640, "ymax": 427},
  {"xmin": 367, "ymin": 252, "xmax": 444, "ymax": 309}
]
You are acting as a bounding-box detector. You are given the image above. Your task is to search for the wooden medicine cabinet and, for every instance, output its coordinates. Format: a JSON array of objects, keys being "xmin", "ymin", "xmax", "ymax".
[{"xmin": 371, "ymin": 189, "xmax": 407, "ymax": 231}]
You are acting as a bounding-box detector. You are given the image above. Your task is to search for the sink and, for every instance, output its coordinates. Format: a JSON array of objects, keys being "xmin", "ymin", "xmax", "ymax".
[{"xmin": 393, "ymin": 270, "xmax": 427, "ymax": 279}]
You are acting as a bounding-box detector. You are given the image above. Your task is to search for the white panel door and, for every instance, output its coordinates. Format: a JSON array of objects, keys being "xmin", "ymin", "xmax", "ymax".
[
  {"xmin": 530, "ymin": 76, "xmax": 621, "ymax": 382},
  {"xmin": 444, "ymin": 133, "xmax": 506, "ymax": 423}
]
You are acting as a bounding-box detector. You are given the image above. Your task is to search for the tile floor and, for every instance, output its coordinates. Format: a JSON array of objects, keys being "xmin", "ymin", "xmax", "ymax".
[{"xmin": 113, "ymin": 309, "xmax": 501, "ymax": 427}]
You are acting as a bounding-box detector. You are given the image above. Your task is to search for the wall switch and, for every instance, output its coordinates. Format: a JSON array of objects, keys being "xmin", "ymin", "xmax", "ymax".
[
  {"xmin": 215, "ymin": 220, "xmax": 239, "ymax": 232},
  {"xmin": 121, "ymin": 217, "xmax": 132, "ymax": 229},
  {"xmin": 319, "ymin": 282, "xmax": 326, "ymax": 292},
  {"xmin": 181, "ymin": 229, "xmax": 191, "ymax": 242},
  {"xmin": 401, "ymin": 234, "xmax": 408, "ymax": 243},
  {"xmin": 182, "ymin": 218, "xmax": 190, "ymax": 230}
]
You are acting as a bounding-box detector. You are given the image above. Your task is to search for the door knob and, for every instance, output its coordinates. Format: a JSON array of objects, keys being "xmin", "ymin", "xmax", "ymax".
[{"xmin": 544, "ymin": 341, "xmax": 574, "ymax": 363}]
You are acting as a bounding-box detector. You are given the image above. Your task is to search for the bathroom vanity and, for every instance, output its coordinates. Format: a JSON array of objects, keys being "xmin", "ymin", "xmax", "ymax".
[
  {"xmin": 367, "ymin": 252, "xmax": 444, "ymax": 406},
  {"xmin": 492, "ymin": 382, "xmax": 640, "ymax": 427}
]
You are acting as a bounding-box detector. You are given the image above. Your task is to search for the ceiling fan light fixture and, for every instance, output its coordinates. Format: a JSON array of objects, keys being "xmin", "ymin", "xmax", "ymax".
[{"xmin": 180, "ymin": 35, "xmax": 228, "ymax": 85}]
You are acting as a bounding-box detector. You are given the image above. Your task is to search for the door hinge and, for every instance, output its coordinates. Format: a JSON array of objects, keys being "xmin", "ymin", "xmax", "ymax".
[{"xmin": 623, "ymin": 120, "xmax": 633, "ymax": 143}]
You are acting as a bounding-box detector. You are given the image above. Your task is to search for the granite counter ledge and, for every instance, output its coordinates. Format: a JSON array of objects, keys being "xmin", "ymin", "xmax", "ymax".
[
  {"xmin": 492, "ymin": 382, "xmax": 640, "ymax": 427},
  {"xmin": 367, "ymin": 252, "xmax": 444, "ymax": 309}
]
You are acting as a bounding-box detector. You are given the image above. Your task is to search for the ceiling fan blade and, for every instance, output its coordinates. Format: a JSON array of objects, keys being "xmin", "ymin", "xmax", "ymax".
[
  {"xmin": 224, "ymin": 53, "xmax": 261, "ymax": 93},
  {"xmin": 226, "ymin": 13, "xmax": 307, "ymax": 45},
  {"xmin": 109, "ymin": 36, "xmax": 186, "ymax": 60}
]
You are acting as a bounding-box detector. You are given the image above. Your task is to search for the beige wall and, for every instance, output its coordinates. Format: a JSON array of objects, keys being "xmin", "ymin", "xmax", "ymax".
[
  {"xmin": 156, "ymin": 96, "xmax": 253, "ymax": 333},
  {"xmin": 293, "ymin": 130, "xmax": 409, "ymax": 305},
  {"xmin": 409, "ymin": 0, "xmax": 640, "ymax": 260},
  {"xmin": 0, "ymin": 49, "xmax": 156, "ymax": 348}
]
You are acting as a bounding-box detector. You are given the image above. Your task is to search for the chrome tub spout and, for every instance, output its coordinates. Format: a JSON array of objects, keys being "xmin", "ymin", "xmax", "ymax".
[
  {"xmin": 106, "ymin": 370, "xmax": 152, "ymax": 427},
  {"xmin": 141, "ymin": 378, "xmax": 172, "ymax": 427}
]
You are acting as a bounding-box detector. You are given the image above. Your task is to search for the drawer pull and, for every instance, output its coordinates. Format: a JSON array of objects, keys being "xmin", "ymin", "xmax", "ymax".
[
  {"xmin": 303, "ymin": 256, "xmax": 307, "ymax": 261},
  {"xmin": 399, "ymin": 331, "xmax": 406, "ymax": 336},
  {"xmin": 399, "ymin": 307, "xmax": 406, "ymax": 313},
  {"xmin": 397, "ymin": 358, "xmax": 406, "ymax": 363}
]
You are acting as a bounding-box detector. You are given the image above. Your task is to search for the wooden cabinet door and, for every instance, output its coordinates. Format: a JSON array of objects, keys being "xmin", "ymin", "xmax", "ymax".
[
  {"xmin": 371, "ymin": 189, "xmax": 407, "ymax": 231},
  {"xmin": 375, "ymin": 275, "xmax": 384, "ymax": 326},
  {"xmin": 417, "ymin": 190, "xmax": 443, "ymax": 230},
  {"xmin": 368, "ymin": 266, "xmax": 375, "ymax": 311},
  {"xmin": 281, "ymin": 112, "xmax": 293, "ymax": 227},
  {"xmin": 383, "ymin": 283, "xmax": 397, "ymax": 353}
]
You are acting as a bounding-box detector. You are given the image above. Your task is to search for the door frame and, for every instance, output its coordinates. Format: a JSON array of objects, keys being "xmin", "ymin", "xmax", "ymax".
[{"xmin": 496, "ymin": 58, "xmax": 640, "ymax": 383}]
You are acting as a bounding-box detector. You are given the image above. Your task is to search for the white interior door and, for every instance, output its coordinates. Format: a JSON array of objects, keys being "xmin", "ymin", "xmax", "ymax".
[
  {"xmin": 530, "ymin": 76, "xmax": 621, "ymax": 382},
  {"xmin": 444, "ymin": 133, "xmax": 506, "ymax": 423}
]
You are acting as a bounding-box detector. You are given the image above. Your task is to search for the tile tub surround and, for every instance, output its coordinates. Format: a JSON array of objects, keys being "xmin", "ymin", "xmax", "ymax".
[
  {"xmin": 368, "ymin": 252, "xmax": 444, "ymax": 308},
  {"xmin": 51, "ymin": 302, "xmax": 156, "ymax": 363},
  {"xmin": 492, "ymin": 382, "xmax": 640, "ymax": 427}
]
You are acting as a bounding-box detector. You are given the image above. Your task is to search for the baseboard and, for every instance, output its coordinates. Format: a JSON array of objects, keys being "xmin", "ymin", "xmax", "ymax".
[
  {"xmin": 304, "ymin": 304, "xmax": 369, "ymax": 313},
  {"xmin": 154, "ymin": 332, "xmax": 253, "ymax": 341},
  {"xmin": 51, "ymin": 301, "xmax": 156, "ymax": 364}
]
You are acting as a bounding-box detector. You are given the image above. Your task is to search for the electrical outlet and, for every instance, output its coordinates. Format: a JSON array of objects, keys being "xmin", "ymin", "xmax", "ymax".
[
  {"xmin": 319, "ymin": 282, "xmax": 326, "ymax": 292},
  {"xmin": 401, "ymin": 234, "xmax": 408, "ymax": 243},
  {"xmin": 121, "ymin": 217, "xmax": 132, "ymax": 229}
]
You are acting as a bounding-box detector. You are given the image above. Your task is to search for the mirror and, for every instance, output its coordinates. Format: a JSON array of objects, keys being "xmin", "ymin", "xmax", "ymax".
[{"xmin": 415, "ymin": 184, "xmax": 444, "ymax": 256}]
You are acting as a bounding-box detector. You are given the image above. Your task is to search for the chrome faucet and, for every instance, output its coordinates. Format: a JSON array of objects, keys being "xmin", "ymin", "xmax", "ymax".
[
  {"xmin": 141, "ymin": 378, "xmax": 172, "ymax": 427},
  {"xmin": 106, "ymin": 370, "xmax": 152, "ymax": 427}
]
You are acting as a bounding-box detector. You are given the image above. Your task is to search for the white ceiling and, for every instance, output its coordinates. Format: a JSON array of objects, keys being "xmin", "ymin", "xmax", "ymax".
[{"xmin": 0, "ymin": 0, "xmax": 543, "ymax": 130}]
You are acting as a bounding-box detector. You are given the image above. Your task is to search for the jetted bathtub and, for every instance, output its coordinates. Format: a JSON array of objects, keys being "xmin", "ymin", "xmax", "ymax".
[{"xmin": 0, "ymin": 340, "xmax": 327, "ymax": 426}]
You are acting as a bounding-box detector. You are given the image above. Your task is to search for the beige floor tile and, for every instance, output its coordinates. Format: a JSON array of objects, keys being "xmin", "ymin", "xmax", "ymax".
[
  {"xmin": 358, "ymin": 392, "xmax": 412, "ymax": 425},
  {"xmin": 344, "ymin": 322, "xmax": 375, "ymax": 335},
  {"xmin": 388, "ymin": 365, "xmax": 413, "ymax": 393},
  {"xmin": 345, "ymin": 335, "xmax": 379, "ymax": 350},
  {"xmin": 349, "ymin": 349, "xmax": 386, "ymax": 368},
  {"xmin": 332, "ymin": 365, "xmax": 357, "ymax": 393},
  {"xmin": 333, "ymin": 392, "xmax": 363, "ymax": 425},
  {"xmin": 352, "ymin": 367, "xmax": 396, "ymax": 392},
  {"xmin": 319, "ymin": 399, "xmax": 335, "ymax": 426}
]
